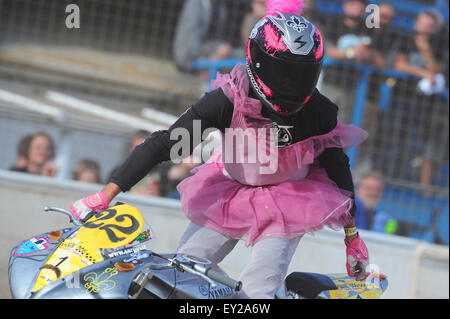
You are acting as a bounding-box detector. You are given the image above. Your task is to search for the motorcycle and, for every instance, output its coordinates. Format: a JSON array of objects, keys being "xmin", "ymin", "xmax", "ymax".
[{"xmin": 9, "ymin": 203, "xmax": 388, "ymax": 299}]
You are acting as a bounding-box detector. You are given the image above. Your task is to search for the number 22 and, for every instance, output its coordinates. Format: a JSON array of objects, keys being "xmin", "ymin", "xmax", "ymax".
[{"xmin": 82, "ymin": 209, "xmax": 140, "ymax": 242}]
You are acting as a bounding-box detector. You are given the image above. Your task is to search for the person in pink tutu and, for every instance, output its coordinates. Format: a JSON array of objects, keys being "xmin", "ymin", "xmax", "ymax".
[{"xmin": 70, "ymin": 0, "xmax": 371, "ymax": 298}]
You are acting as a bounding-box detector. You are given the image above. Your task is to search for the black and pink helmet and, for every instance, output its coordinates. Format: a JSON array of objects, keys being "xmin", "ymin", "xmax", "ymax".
[{"xmin": 247, "ymin": 11, "xmax": 324, "ymax": 115}]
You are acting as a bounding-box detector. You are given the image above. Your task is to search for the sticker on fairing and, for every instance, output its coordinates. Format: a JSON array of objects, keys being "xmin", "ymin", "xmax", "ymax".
[
  {"xmin": 14, "ymin": 236, "xmax": 50, "ymax": 256},
  {"xmin": 76, "ymin": 204, "xmax": 144, "ymax": 249},
  {"xmin": 33, "ymin": 237, "xmax": 103, "ymax": 292},
  {"xmin": 326, "ymin": 274, "xmax": 384, "ymax": 299}
]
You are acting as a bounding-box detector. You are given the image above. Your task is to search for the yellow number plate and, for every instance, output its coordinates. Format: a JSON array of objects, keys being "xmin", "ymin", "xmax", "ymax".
[{"xmin": 76, "ymin": 204, "xmax": 144, "ymax": 249}]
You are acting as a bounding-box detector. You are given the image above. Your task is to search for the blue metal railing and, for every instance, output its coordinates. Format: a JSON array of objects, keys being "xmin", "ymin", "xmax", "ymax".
[{"xmin": 315, "ymin": 0, "xmax": 449, "ymax": 25}]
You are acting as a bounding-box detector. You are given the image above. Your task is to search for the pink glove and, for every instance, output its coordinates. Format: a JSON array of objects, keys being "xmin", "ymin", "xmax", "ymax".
[
  {"xmin": 69, "ymin": 191, "xmax": 110, "ymax": 220},
  {"xmin": 345, "ymin": 233, "xmax": 370, "ymax": 281}
]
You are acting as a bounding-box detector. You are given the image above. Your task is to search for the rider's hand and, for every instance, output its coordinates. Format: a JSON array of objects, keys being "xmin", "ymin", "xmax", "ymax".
[
  {"xmin": 69, "ymin": 191, "xmax": 110, "ymax": 220},
  {"xmin": 345, "ymin": 232, "xmax": 370, "ymax": 281}
]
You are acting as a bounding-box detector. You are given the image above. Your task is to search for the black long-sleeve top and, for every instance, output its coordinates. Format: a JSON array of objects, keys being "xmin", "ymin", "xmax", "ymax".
[{"xmin": 111, "ymin": 87, "xmax": 357, "ymax": 215}]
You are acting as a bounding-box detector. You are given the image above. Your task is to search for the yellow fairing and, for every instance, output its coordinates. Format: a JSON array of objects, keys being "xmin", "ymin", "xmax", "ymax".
[
  {"xmin": 33, "ymin": 204, "xmax": 144, "ymax": 292},
  {"xmin": 33, "ymin": 238, "xmax": 103, "ymax": 292},
  {"xmin": 76, "ymin": 204, "xmax": 144, "ymax": 249},
  {"xmin": 328, "ymin": 276, "xmax": 384, "ymax": 299}
]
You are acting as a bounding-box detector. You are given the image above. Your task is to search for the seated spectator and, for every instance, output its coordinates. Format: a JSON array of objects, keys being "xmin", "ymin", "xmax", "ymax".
[
  {"xmin": 366, "ymin": 2, "xmax": 399, "ymax": 68},
  {"xmin": 240, "ymin": 0, "xmax": 266, "ymax": 46},
  {"xmin": 393, "ymin": 9, "xmax": 448, "ymax": 189},
  {"xmin": 73, "ymin": 159, "xmax": 101, "ymax": 184},
  {"xmin": 108, "ymin": 129, "xmax": 159, "ymax": 197},
  {"xmin": 9, "ymin": 134, "xmax": 33, "ymax": 172},
  {"xmin": 395, "ymin": 9, "xmax": 445, "ymax": 84},
  {"xmin": 108, "ymin": 129, "xmax": 152, "ymax": 181},
  {"xmin": 173, "ymin": 0, "xmax": 246, "ymax": 70},
  {"xmin": 129, "ymin": 129, "xmax": 151, "ymax": 153},
  {"xmin": 322, "ymin": 0, "xmax": 377, "ymax": 65},
  {"xmin": 354, "ymin": 172, "xmax": 397, "ymax": 234},
  {"xmin": 319, "ymin": 0, "xmax": 378, "ymax": 123},
  {"xmin": 172, "ymin": 0, "xmax": 247, "ymax": 93},
  {"xmin": 301, "ymin": 0, "xmax": 319, "ymax": 26},
  {"xmin": 159, "ymin": 155, "xmax": 200, "ymax": 199},
  {"xmin": 10, "ymin": 132, "xmax": 57, "ymax": 177}
]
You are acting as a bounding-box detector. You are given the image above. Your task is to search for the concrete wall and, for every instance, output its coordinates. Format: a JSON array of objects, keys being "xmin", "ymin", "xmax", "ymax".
[{"xmin": 0, "ymin": 170, "xmax": 448, "ymax": 299}]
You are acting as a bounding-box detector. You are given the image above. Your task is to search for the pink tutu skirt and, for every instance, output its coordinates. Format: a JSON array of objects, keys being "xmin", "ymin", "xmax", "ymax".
[
  {"xmin": 177, "ymin": 161, "xmax": 353, "ymax": 246},
  {"xmin": 177, "ymin": 63, "xmax": 365, "ymax": 246}
]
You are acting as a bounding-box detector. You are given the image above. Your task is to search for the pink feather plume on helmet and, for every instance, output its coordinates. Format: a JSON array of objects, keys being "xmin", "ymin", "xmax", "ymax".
[{"xmin": 265, "ymin": 0, "xmax": 305, "ymax": 16}]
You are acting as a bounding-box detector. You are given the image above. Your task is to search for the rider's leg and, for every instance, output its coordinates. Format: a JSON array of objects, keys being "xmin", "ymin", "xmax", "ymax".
[
  {"xmin": 176, "ymin": 222, "xmax": 239, "ymax": 264},
  {"xmin": 235, "ymin": 236, "xmax": 302, "ymax": 299}
]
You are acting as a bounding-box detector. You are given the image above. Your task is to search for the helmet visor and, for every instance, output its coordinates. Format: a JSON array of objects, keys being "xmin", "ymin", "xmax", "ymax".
[{"xmin": 249, "ymin": 40, "xmax": 322, "ymax": 102}]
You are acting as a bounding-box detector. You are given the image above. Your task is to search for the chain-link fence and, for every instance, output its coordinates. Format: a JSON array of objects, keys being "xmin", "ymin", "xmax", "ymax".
[
  {"xmin": 0, "ymin": 0, "xmax": 448, "ymax": 245},
  {"xmin": 313, "ymin": 0, "xmax": 449, "ymax": 245}
]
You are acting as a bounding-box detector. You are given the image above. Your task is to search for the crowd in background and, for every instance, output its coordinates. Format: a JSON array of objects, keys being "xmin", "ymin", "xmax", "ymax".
[
  {"xmin": 8, "ymin": 130, "xmax": 194, "ymax": 200},
  {"xmin": 7, "ymin": 0, "xmax": 449, "ymax": 243},
  {"xmin": 8, "ymin": 129, "xmax": 401, "ymax": 237}
]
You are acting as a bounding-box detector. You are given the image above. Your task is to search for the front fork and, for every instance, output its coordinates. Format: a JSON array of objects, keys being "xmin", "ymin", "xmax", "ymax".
[{"xmin": 128, "ymin": 268, "xmax": 153, "ymax": 299}]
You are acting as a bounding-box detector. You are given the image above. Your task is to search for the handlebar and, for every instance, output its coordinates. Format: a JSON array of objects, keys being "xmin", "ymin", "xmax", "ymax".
[
  {"xmin": 152, "ymin": 253, "xmax": 242, "ymax": 292},
  {"xmin": 43, "ymin": 206, "xmax": 83, "ymax": 226},
  {"xmin": 202, "ymin": 266, "xmax": 242, "ymax": 292},
  {"xmin": 171, "ymin": 258, "xmax": 218, "ymax": 288}
]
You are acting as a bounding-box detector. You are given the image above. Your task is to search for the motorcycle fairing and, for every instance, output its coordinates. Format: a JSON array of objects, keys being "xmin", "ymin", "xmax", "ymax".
[
  {"xmin": 32, "ymin": 204, "xmax": 145, "ymax": 292},
  {"xmin": 9, "ymin": 204, "xmax": 148, "ymax": 297},
  {"xmin": 30, "ymin": 253, "xmax": 157, "ymax": 299},
  {"xmin": 282, "ymin": 272, "xmax": 388, "ymax": 299},
  {"xmin": 32, "ymin": 237, "xmax": 104, "ymax": 292},
  {"xmin": 9, "ymin": 227, "xmax": 78, "ymax": 299},
  {"xmin": 319, "ymin": 273, "xmax": 388, "ymax": 299}
]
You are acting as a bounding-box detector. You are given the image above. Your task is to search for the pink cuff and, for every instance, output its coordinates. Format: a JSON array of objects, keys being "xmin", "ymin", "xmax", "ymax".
[{"xmin": 82, "ymin": 191, "xmax": 110, "ymax": 211}]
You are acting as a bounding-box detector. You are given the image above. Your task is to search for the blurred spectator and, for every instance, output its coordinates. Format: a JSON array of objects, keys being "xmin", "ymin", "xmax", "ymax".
[
  {"xmin": 395, "ymin": 9, "xmax": 445, "ymax": 83},
  {"xmin": 172, "ymin": 0, "xmax": 248, "ymax": 94},
  {"xmin": 109, "ymin": 129, "xmax": 159, "ymax": 196},
  {"xmin": 366, "ymin": 3, "xmax": 399, "ymax": 68},
  {"xmin": 354, "ymin": 172, "xmax": 397, "ymax": 234},
  {"xmin": 10, "ymin": 132, "xmax": 57, "ymax": 177},
  {"xmin": 354, "ymin": 3, "xmax": 399, "ymax": 167},
  {"xmin": 322, "ymin": 0, "xmax": 376, "ymax": 65},
  {"xmin": 173, "ymin": 0, "xmax": 245, "ymax": 73},
  {"xmin": 320, "ymin": 0, "xmax": 372, "ymax": 123},
  {"xmin": 73, "ymin": 159, "xmax": 101, "ymax": 184},
  {"xmin": 160, "ymin": 155, "xmax": 200, "ymax": 199},
  {"xmin": 391, "ymin": 9, "xmax": 448, "ymax": 189},
  {"xmin": 240, "ymin": 0, "xmax": 266, "ymax": 46},
  {"xmin": 9, "ymin": 134, "xmax": 33, "ymax": 172},
  {"xmin": 129, "ymin": 129, "xmax": 151, "ymax": 152},
  {"xmin": 302, "ymin": 0, "xmax": 319, "ymax": 26}
]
